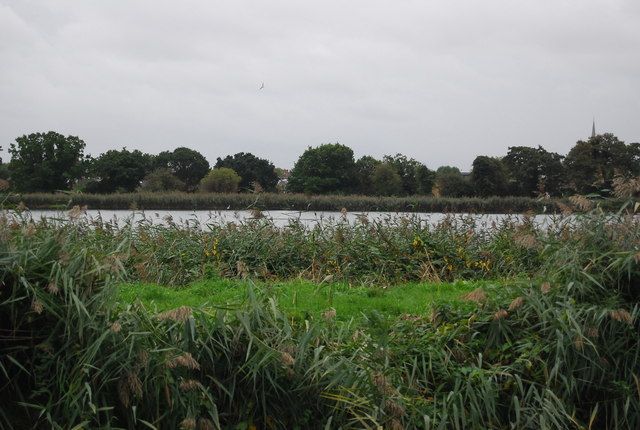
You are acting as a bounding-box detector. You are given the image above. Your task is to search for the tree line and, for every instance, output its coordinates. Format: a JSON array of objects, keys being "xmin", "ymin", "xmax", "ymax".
[{"xmin": 0, "ymin": 131, "xmax": 638, "ymax": 197}]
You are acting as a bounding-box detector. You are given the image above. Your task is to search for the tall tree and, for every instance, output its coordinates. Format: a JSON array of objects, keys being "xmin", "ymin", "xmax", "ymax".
[
  {"xmin": 8, "ymin": 131, "xmax": 87, "ymax": 192},
  {"xmin": 382, "ymin": 154, "xmax": 433, "ymax": 195},
  {"xmin": 287, "ymin": 144, "xmax": 356, "ymax": 194},
  {"xmin": 382, "ymin": 154, "xmax": 421, "ymax": 195},
  {"xmin": 354, "ymin": 156, "xmax": 381, "ymax": 195},
  {"xmin": 435, "ymin": 166, "xmax": 473, "ymax": 197},
  {"xmin": 471, "ymin": 156, "xmax": 508, "ymax": 197},
  {"xmin": 564, "ymin": 133, "xmax": 640, "ymax": 194},
  {"xmin": 370, "ymin": 163, "xmax": 403, "ymax": 196},
  {"xmin": 155, "ymin": 147, "xmax": 209, "ymax": 190},
  {"xmin": 88, "ymin": 148, "xmax": 154, "ymax": 193},
  {"xmin": 215, "ymin": 152, "xmax": 278, "ymax": 192},
  {"xmin": 503, "ymin": 146, "xmax": 565, "ymax": 196},
  {"xmin": 415, "ymin": 164, "xmax": 435, "ymax": 195}
]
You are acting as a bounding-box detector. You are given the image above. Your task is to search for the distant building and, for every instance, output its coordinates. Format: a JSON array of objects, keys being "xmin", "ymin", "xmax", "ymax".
[{"xmin": 592, "ymin": 118, "xmax": 596, "ymax": 138}]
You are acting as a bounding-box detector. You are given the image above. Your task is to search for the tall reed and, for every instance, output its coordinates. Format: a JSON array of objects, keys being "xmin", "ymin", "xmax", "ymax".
[
  {"xmin": 1, "ymin": 204, "xmax": 638, "ymax": 428},
  {"xmin": 5, "ymin": 191, "xmax": 629, "ymax": 213}
]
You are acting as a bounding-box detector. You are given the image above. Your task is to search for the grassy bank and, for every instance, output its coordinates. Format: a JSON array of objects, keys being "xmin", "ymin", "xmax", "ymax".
[
  {"xmin": 1, "ymin": 205, "xmax": 639, "ymax": 428},
  {"xmin": 4, "ymin": 190, "xmax": 630, "ymax": 213},
  {"xmin": 117, "ymin": 278, "xmax": 510, "ymax": 318}
]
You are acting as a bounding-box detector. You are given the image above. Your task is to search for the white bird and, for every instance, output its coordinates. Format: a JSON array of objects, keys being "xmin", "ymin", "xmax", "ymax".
[{"xmin": 259, "ymin": 82, "xmax": 264, "ymax": 90}]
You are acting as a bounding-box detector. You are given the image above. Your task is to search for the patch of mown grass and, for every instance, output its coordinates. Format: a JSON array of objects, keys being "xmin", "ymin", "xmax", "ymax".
[{"xmin": 117, "ymin": 278, "xmax": 513, "ymax": 320}]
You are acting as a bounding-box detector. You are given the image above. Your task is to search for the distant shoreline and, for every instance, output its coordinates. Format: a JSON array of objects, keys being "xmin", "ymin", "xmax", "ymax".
[{"xmin": 1, "ymin": 192, "xmax": 630, "ymax": 214}]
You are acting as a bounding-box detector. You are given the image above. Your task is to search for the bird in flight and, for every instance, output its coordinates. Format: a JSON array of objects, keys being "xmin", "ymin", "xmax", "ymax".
[{"xmin": 259, "ymin": 82, "xmax": 264, "ymax": 90}]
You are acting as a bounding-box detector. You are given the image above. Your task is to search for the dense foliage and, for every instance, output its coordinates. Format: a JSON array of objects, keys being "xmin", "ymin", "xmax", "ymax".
[
  {"xmin": 471, "ymin": 156, "xmax": 509, "ymax": 197},
  {"xmin": 8, "ymin": 132, "xmax": 87, "ymax": 192},
  {"xmin": 434, "ymin": 166, "xmax": 473, "ymax": 197},
  {"xmin": 155, "ymin": 147, "xmax": 210, "ymax": 190},
  {"xmin": 370, "ymin": 163, "xmax": 403, "ymax": 196},
  {"xmin": 564, "ymin": 133, "xmax": 640, "ymax": 194},
  {"xmin": 3, "ymin": 130, "xmax": 640, "ymax": 198},
  {"xmin": 0, "ymin": 200, "xmax": 639, "ymax": 429},
  {"xmin": 215, "ymin": 152, "xmax": 278, "ymax": 192},
  {"xmin": 503, "ymin": 146, "xmax": 565, "ymax": 196},
  {"xmin": 86, "ymin": 148, "xmax": 155, "ymax": 193},
  {"xmin": 287, "ymin": 143, "xmax": 357, "ymax": 194},
  {"xmin": 199, "ymin": 168, "xmax": 242, "ymax": 193},
  {"xmin": 139, "ymin": 168, "xmax": 186, "ymax": 192}
]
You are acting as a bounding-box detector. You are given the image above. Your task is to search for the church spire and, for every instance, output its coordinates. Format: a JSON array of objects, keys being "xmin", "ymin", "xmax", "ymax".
[{"xmin": 591, "ymin": 118, "xmax": 596, "ymax": 138}]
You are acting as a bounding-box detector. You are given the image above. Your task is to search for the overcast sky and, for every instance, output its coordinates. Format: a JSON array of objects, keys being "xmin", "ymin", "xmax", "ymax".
[{"xmin": 1, "ymin": 1, "xmax": 639, "ymax": 170}]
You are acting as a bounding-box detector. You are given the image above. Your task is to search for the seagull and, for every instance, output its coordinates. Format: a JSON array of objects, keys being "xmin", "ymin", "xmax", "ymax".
[{"xmin": 259, "ymin": 82, "xmax": 264, "ymax": 90}]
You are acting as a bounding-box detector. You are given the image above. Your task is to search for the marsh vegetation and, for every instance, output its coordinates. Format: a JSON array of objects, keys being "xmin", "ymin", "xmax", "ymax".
[{"xmin": 1, "ymin": 197, "xmax": 639, "ymax": 429}]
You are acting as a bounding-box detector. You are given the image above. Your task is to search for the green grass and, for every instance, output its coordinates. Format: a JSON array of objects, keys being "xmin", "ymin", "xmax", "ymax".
[{"xmin": 117, "ymin": 277, "xmax": 511, "ymax": 320}]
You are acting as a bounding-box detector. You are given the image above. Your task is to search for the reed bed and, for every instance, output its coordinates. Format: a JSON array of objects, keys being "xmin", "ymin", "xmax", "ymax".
[
  {"xmin": 4, "ymin": 191, "xmax": 629, "ymax": 213},
  {"xmin": 1, "ymin": 204, "xmax": 639, "ymax": 429},
  {"xmin": 5, "ymin": 208, "xmax": 553, "ymax": 285}
]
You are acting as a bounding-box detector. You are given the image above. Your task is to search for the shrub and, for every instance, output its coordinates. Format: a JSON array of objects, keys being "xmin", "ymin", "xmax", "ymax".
[
  {"xmin": 139, "ymin": 168, "xmax": 186, "ymax": 192},
  {"xmin": 199, "ymin": 168, "xmax": 242, "ymax": 193}
]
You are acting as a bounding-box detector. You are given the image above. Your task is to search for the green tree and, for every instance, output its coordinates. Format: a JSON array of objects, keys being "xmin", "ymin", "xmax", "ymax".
[
  {"xmin": 287, "ymin": 143, "xmax": 356, "ymax": 194},
  {"xmin": 415, "ymin": 164, "xmax": 435, "ymax": 195},
  {"xmin": 139, "ymin": 168, "xmax": 186, "ymax": 192},
  {"xmin": 370, "ymin": 163, "xmax": 403, "ymax": 196},
  {"xmin": 503, "ymin": 146, "xmax": 565, "ymax": 196},
  {"xmin": 88, "ymin": 148, "xmax": 154, "ymax": 193},
  {"xmin": 382, "ymin": 154, "xmax": 433, "ymax": 195},
  {"xmin": 471, "ymin": 156, "xmax": 508, "ymax": 197},
  {"xmin": 435, "ymin": 166, "xmax": 473, "ymax": 197},
  {"xmin": 154, "ymin": 147, "xmax": 210, "ymax": 190},
  {"xmin": 564, "ymin": 133, "xmax": 640, "ymax": 194},
  {"xmin": 354, "ymin": 156, "xmax": 381, "ymax": 195},
  {"xmin": 8, "ymin": 131, "xmax": 86, "ymax": 192},
  {"xmin": 215, "ymin": 152, "xmax": 278, "ymax": 192},
  {"xmin": 382, "ymin": 154, "xmax": 420, "ymax": 195},
  {"xmin": 199, "ymin": 168, "xmax": 242, "ymax": 193}
]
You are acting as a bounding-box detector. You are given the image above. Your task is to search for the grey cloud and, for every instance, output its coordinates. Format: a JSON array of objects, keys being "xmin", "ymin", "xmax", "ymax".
[{"xmin": 1, "ymin": 0, "xmax": 639, "ymax": 169}]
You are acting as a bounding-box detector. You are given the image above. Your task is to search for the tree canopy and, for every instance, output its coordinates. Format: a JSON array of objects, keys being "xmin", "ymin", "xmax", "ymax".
[
  {"xmin": 435, "ymin": 166, "xmax": 472, "ymax": 197},
  {"xmin": 503, "ymin": 146, "xmax": 565, "ymax": 196},
  {"xmin": 370, "ymin": 163, "xmax": 403, "ymax": 196},
  {"xmin": 287, "ymin": 144, "xmax": 356, "ymax": 194},
  {"xmin": 564, "ymin": 134, "xmax": 640, "ymax": 194},
  {"xmin": 215, "ymin": 152, "xmax": 278, "ymax": 192},
  {"xmin": 354, "ymin": 156, "xmax": 381, "ymax": 195},
  {"xmin": 155, "ymin": 147, "xmax": 209, "ymax": 190},
  {"xmin": 471, "ymin": 156, "xmax": 508, "ymax": 197},
  {"xmin": 8, "ymin": 132, "xmax": 87, "ymax": 192},
  {"xmin": 199, "ymin": 168, "xmax": 242, "ymax": 193},
  {"xmin": 87, "ymin": 148, "xmax": 154, "ymax": 193},
  {"xmin": 5, "ymin": 129, "xmax": 640, "ymax": 198},
  {"xmin": 382, "ymin": 154, "xmax": 434, "ymax": 196},
  {"xmin": 139, "ymin": 168, "xmax": 186, "ymax": 192}
]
